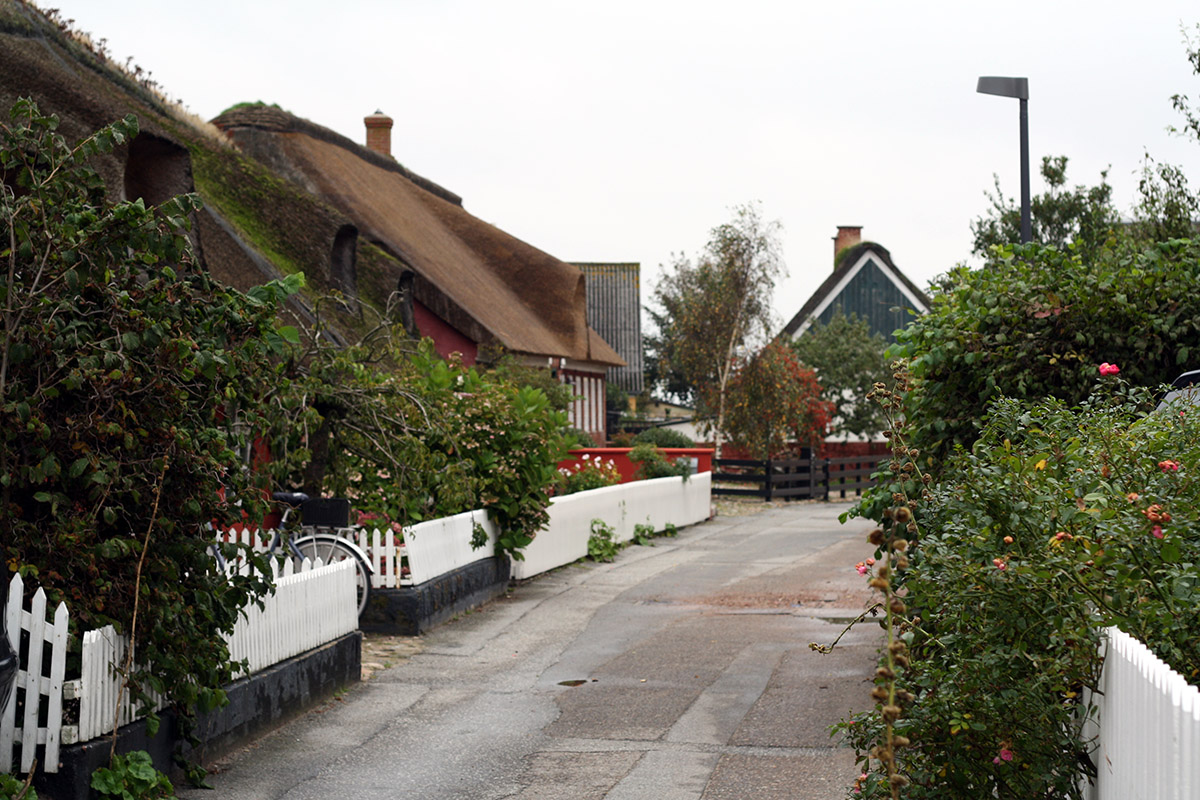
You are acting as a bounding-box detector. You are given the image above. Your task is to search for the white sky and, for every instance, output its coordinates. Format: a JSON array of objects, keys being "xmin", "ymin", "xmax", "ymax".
[{"xmin": 45, "ymin": 1, "xmax": 1200, "ymax": 329}]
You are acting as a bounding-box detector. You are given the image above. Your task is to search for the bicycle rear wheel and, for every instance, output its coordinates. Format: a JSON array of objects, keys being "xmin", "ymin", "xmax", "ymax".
[{"xmin": 291, "ymin": 534, "xmax": 372, "ymax": 617}]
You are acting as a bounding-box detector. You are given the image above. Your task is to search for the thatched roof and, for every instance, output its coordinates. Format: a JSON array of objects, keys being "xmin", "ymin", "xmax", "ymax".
[{"xmin": 213, "ymin": 105, "xmax": 621, "ymax": 366}]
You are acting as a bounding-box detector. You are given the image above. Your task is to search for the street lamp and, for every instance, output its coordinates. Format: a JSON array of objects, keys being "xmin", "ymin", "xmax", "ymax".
[{"xmin": 977, "ymin": 76, "xmax": 1031, "ymax": 244}]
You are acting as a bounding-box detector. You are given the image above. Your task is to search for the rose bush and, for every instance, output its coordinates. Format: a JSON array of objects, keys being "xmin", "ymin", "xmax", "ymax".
[{"xmin": 838, "ymin": 373, "xmax": 1200, "ymax": 798}]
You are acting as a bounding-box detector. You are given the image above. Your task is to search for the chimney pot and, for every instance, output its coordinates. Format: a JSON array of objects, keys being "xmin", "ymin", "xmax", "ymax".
[
  {"xmin": 364, "ymin": 111, "xmax": 394, "ymax": 157},
  {"xmin": 833, "ymin": 226, "xmax": 862, "ymax": 266}
]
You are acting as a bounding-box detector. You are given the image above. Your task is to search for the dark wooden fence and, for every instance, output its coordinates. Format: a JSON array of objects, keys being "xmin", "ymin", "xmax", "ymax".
[{"xmin": 712, "ymin": 451, "xmax": 889, "ymax": 501}]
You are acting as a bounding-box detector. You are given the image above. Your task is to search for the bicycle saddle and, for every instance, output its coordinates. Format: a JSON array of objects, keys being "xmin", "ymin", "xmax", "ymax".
[{"xmin": 272, "ymin": 491, "xmax": 310, "ymax": 507}]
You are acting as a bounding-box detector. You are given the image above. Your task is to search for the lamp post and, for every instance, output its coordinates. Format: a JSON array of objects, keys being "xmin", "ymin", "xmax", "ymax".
[{"xmin": 977, "ymin": 76, "xmax": 1031, "ymax": 244}]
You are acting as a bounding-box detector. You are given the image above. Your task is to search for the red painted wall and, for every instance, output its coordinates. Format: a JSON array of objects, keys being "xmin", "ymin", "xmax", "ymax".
[
  {"xmin": 558, "ymin": 448, "xmax": 714, "ymax": 484},
  {"xmin": 414, "ymin": 300, "xmax": 478, "ymax": 365}
]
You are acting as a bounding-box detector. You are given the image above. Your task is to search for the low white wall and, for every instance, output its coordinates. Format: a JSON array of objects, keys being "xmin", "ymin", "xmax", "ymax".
[
  {"xmin": 402, "ymin": 509, "xmax": 497, "ymax": 585},
  {"xmin": 511, "ymin": 472, "xmax": 711, "ymax": 581}
]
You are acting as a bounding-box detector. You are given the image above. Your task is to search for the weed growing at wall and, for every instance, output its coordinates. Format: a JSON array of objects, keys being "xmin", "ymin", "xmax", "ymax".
[{"xmin": 587, "ymin": 519, "xmax": 619, "ymax": 562}]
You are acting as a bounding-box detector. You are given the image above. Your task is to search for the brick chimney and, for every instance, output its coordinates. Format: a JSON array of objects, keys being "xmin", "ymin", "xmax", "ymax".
[
  {"xmin": 364, "ymin": 110, "xmax": 393, "ymax": 156},
  {"xmin": 833, "ymin": 225, "xmax": 862, "ymax": 266}
]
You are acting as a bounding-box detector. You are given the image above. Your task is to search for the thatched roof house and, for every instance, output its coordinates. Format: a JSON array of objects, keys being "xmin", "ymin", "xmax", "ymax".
[{"xmin": 0, "ymin": 0, "xmax": 621, "ymax": 438}]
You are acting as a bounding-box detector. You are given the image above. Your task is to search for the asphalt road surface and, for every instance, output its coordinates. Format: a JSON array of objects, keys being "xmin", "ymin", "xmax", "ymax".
[{"xmin": 181, "ymin": 500, "xmax": 881, "ymax": 800}]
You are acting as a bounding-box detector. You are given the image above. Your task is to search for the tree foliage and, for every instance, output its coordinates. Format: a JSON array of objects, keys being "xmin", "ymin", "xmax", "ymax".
[
  {"xmin": 264, "ymin": 332, "xmax": 570, "ymax": 560},
  {"xmin": 1169, "ymin": 22, "xmax": 1200, "ymax": 144},
  {"xmin": 0, "ymin": 100, "xmax": 294, "ymax": 720},
  {"xmin": 790, "ymin": 310, "xmax": 890, "ymax": 439},
  {"xmin": 889, "ymin": 239, "xmax": 1200, "ymax": 469},
  {"xmin": 1130, "ymin": 152, "xmax": 1200, "ymax": 243},
  {"xmin": 648, "ymin": 203, "xmax": 783, "ymax": 456},
  {"xmin": 970, "ymin": 155, "xmax": 1120, "ymax": 264},
  {"xmin": 721, "ymin": 340, "xmax": 831, "ymax": 458}
]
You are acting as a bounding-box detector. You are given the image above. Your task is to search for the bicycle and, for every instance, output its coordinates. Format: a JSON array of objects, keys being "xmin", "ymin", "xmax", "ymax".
[{"xmin": 213, "ymin": 492, "xmax": 374, "ymax": 617}]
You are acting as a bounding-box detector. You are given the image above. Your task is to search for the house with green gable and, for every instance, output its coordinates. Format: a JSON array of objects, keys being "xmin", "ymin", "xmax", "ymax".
[{"xmin": 782, "ymin": 226, "xmax": 930, "ymax": 342}]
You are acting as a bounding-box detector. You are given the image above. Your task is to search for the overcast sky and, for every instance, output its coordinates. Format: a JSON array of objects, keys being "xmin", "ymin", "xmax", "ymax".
[{"xmin": 45, "ymin": 1, "xmax": 1200, "ymax": 328}]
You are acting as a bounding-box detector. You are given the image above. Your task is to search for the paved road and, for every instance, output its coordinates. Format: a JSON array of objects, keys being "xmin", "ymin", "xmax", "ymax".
[{"xmin": 182, "ymin": 501, "xmax": 881, "ymax": 800}]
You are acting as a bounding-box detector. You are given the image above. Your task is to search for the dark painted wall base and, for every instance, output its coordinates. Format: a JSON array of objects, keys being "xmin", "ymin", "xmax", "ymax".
[
  {"xmin": 35, "ymin": 631, "xmax": 361, "ymax": 800},
  {"xmin": 359, "ymin": 556, "xmax": 511, "ymax": 635}
]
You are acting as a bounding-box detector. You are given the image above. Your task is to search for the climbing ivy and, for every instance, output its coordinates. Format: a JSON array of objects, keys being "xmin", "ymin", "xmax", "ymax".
[{"xmin": 0, "ymin": 100, "xmax": 292, "ymax": 728}]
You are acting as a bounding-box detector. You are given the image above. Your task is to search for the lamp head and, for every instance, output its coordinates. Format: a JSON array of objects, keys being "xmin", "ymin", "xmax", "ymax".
[{"xmin": 976, "ymin": 76, "xmax": 1028, "ymax": 100}]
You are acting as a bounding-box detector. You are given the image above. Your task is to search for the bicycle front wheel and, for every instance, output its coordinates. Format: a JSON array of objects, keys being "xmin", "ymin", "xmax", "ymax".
[{"xmin": 291, "ymin": 534, "xmax": 373, "ymax": 617}]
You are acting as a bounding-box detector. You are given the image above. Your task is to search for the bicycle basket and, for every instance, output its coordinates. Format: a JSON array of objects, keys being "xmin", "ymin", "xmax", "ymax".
[{"xmin": 301, "ymin": 498, "xmax": 351, "ymax": 528}]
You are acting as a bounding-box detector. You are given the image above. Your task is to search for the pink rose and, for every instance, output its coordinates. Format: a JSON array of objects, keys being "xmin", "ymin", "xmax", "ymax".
[{"xmin": 1099, "ymin": 362, "xmax": 1120, "ymax": 376}]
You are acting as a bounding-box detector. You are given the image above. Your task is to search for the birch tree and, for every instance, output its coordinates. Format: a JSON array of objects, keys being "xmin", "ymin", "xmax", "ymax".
[{"xmin": 648, "ymin": 204, "xmax": 782, "ymax": 457}]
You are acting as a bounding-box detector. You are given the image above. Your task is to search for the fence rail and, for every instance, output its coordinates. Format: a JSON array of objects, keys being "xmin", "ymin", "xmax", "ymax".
[
  {"xmin": 712, "ymin": 453, "xmax": 888, "ymax": 500},
  {"xmin": 1090, "ymin": 627, "xmax": 1200, "ymax": 799}
]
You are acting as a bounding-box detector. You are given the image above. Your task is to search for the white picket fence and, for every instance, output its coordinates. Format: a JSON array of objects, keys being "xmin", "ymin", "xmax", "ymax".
[
  {"xmin": 216, "ymin": 525, "xmax": 413, "ymax": 588},
  {"xmin": 2, "ymin": 558, "xmax": 357, "ymax": 773},
  {"xmin": 1089, "ymin": 627, "xmax": 1200, "ymax": 799},
  {"xmin": 0, "ymin": 573, "xmax": 68, "ymax": 775}
]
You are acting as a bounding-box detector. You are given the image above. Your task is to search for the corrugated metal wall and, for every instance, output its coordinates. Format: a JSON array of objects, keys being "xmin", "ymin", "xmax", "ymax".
[{"xmin": 574, "ymin": 263, "xmax": 645, "ymax": 394}]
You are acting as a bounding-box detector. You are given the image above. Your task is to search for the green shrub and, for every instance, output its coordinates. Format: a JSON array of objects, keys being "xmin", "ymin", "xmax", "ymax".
[
  {"xmin": 610, "ymin": 430, "xmax": 635, "ymax": 447},
  {"xmin": 632, "ymin": 427, "xmax": 695, "ymax": 448},
  {"xmin": 561, "ymin": 426, "xmax": 595, "ymax": 449},
  {"xmin": 840, "ymin": 377, "xmax": 1200, "ymax": 798},
  {"xmin": 628, "ymin": 443, "xmax": 691, "ymax": 480},
  {"xmin": 632, "ymin": 522, "xmax": 655, "ymax": 546},
  {"xmin": 291, "ymin": 340, "xmax": 569, "ymax": 561},
  {"xmin": 891, "ymin": 239, "xmax": 1200, "ymax": 469}
]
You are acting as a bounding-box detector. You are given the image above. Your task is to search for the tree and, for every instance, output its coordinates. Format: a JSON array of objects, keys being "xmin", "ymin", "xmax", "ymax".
[
  {"xmin": 721, "ymin": 340, "xmax": 832, "ymax": 458},
  {"xmin": 1130, "ymin": 153, "xmax": 1200, "ymax": 242},
  {"xmin": 790, "ymin": 310, "xmax": 890, "ymax": 439},
  {"xmin": 1170, "ymin": 23, "xmax": 1200, "ymax": 144},
  {"xmin": 648, "ymin": 203, "xmax": 783, "ymax": 456},
  {"xmin": 970, "ymin": 155, "xmax": 1120, "ymax": 263},
  {"xmin": 0, "ymin": 100, "xmax": 295, "ymax": 722}
]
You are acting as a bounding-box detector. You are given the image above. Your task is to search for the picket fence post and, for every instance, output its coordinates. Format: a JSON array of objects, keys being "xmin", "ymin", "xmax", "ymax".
[{"xmin": 1, "ymin": 572, "xmax": 69, "ymax": 775}]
